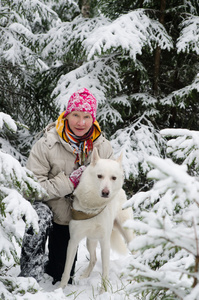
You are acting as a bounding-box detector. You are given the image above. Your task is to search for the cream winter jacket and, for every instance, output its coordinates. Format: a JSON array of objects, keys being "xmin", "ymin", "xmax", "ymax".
[{"xmin": 26, "ymin": 122, "xmax": 114, "ymax": 225}]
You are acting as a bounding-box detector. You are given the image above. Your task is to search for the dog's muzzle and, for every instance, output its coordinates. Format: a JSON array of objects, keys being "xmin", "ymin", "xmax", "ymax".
[{"xmin": 101, "ymin": 188, "xmax": 110, "ymax": 198}]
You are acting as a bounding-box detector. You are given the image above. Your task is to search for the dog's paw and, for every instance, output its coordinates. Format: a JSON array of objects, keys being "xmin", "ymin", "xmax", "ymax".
[
  {"xmin": 98, "ymin": 277, "xmax": 109, "ymax": 294},
  {"xmin": 59, "ymin": 281, "xmax": 67, "ymax": 289},
  {"xmin": 99, "ymin": 285, "xmax": 107, "ymax": 294},
  {"xmin": 79, "ymin": 271, "xmax": 89, "ymax": 279}
]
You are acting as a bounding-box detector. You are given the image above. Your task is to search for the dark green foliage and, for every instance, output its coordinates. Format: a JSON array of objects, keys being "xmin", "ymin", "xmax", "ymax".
[
  {"xmin": 52, "ymin": 0, "xmax": 80, "ymax": 22},
  {"xmin": 98, "ymin": 0, "xmax": 141, "ymax": 19}
]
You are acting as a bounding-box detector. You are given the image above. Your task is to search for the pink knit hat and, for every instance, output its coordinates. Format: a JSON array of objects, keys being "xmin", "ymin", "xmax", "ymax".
[{"xmin": 64, "ymin": 88, "xmax": 97, "ymax": 122}]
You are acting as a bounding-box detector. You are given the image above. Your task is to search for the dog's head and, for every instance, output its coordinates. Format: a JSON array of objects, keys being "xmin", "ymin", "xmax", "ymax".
[{"xmin": 89, "ymin": 148, "xmax": 124, "ymax": 199}]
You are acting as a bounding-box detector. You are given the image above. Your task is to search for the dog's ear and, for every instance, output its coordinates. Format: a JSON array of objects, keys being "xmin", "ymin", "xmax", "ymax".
[
  {"xmin": 91, "ymin": 147, "xmax": 100, "ymax": 166},
  {"xmin": 116, "ymin": 151, "xmax": 123, "ymax": 167}
]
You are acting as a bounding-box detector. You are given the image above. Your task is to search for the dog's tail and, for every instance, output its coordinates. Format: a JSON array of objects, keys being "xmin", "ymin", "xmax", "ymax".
[
  {"xmin": 111, "ymin": 210, "xmax": 134, "ymax": 255},
  {"xmin": 111, "ymin": 228, "xmax": 129, "ymax": 255}
]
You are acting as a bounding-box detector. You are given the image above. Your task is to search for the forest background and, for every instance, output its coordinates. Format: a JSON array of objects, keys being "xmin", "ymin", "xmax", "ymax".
[{"xmin": 1, "ymin": 0, "xmax": 199, "ymax": 299}]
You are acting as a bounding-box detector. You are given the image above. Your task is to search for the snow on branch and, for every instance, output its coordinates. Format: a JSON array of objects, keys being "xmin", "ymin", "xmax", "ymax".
[
  {"xmin": 40, "ymin": 15, "xmax": 107, "ymax": 59},
  {"xmin": 111, "ymin": 116, "xmax": 165, "ymax": 179},
  {"xmin": 97, "ymin": 103, "xmax": 123, "ymax": 126},
  {"xmin": 97, "ymin": 94, "xmax": 131, "ymax": 125},
  {"xmin": 124, "ymin": 156, "xmax": 199, "ymax": 212},
  {"xmin": 0, "ymin": 111, "xmax": 47, "ymax": 279},
  {"xmin": 83, "ymin": 10, "xmax": 173, "ymax": 60},
  {"xmin": 125, "ymin": 254, "xmax": 191, "ymax": 299},
  {"xmin": 5, "ymin": 38, "xmax": 45, "ymax": 69},
  {"xmin": 1, "ymin": 4, "xmax": 50, "ymax": 70},
  {"xmin": 132, "ymin": 93, "xmax": 159, "ymax": 117},
  {"xmin": 0, "ymin": 112, "xmax": 17, "ymax": 132},
  {"xmin": 161, "ymin": 73, "xmax": 199, "ymax": 107},
  {"xmin": 52, "ymin": 57, "xmax": 121, "ymax": 112},
  {"xmin": 67, "ymin": 15, "xmax": 108, "ymax": 46},
  {"xmin": 0, "ymin": 150, "xmax": 46, "ymax": 199},
  {"xmin": 160, "ymin": 127, "xmax": 199, "ymax": 171},
  {"xmin": 0, "ymin": 186, "xmax": 39, "ymax": 264},
  {"xmin": 1, "ymin": 187, "xmax": 39, "ymax": 230},
  {"xmin": 0, "ymin": 113, "xmax": 29, "ymax": 166},
  {"xmin": 0, "ymin": 149, "xmax": 46, "ymax": 267},
  {"xmin": 9, "ymin": 23, "xmax": 35, "ymax": 41},
  {"xmin": 2, "ymin": 26, "xmax": 47, "ymax": 70},
  {"xmin": 40, "ymin": 23, "xmax": 71, "ymax": 59},
  {"xmin": 12, "ymin": 0, "xmax": 59, "ymax": 28},
  {"xmin": 177, "ymin": 15, "xmax": 199, "ymax": 55},
  {"xmin": 123, "ymin": 156, "xmax": 199, "ymax": 298}
]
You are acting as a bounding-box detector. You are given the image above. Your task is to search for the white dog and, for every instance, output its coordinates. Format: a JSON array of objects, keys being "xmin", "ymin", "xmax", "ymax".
[{"xmin": 60, "ymin": 148, "xmax": 134, "ymax": 291}]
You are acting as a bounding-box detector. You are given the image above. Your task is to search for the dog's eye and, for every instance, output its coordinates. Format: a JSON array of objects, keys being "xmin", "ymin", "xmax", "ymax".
[
  {"xmin": 97, "ymin": 174, "xmax": 103, "ymax": 179},
  {"xmin": 112, "ymin": 176, "xmax": 117, "ymax": 181}
]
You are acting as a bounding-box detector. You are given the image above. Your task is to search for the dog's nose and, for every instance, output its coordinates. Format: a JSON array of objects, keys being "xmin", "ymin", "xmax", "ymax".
[{"xmin": 102, "ymin": 188, "xmax": 109, "ymax": 198}]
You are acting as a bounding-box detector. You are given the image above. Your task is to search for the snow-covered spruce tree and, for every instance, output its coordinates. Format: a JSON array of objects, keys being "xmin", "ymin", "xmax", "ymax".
[
  {"xmin": 1, "ymin": 1, "xmax": 199, "ymax": 135},
  {"xmin": 0, "ymin": 111, "xmax": 35, "ymax": 166},
  {"xmin": 0, "ymin": 0, "xmax": 60, "ymax": 133},
  {"xmin": 158, "ymin": 7, "xmax": 199, "ymax": 130},
  {"xmin": 62, "ymin": 0, "xmax": 199, "ymax": 131},
  {"xmin": 160, "ymin": 127, "xmax": 199, "ymax": 177},
  {"xmin": 111, "ymin": 115, "xmax": 166, "ymax": 195},
  {"xmin": 48, "ymin": 6, "xmax": 173, "ymax": 135},
  {"xmin": 0, "ymin": 113, "xmax": 47, "ymax": 298},
  {"xmin": 123, "ymin": 156, "xmax": 199, "ymax": 299},
  {"xmin": 0, "ymin": 0, "xmax": 169, "ymax": 136},
  {"xmin": 120, "ymin": 127, "xmax": 199, "ymax": 298}
]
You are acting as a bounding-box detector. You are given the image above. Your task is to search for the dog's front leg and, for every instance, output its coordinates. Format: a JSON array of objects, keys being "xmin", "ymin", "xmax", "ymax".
[
  {"xmin": 99, "ymin": 239, "xmax": 110, "ymax": 292},
  {"xmin": 60, "ymin": 239, "xmax": 78, "ymax": 289},
  {"xmin": 80, "ymin": 238, "xmax": 98, "ymax": 279}
]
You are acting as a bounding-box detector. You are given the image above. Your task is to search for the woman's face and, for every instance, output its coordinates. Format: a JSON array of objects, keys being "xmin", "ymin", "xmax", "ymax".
[{"xmin": 66, "ymin": 111, "xmax": 93, "ymax": 136}]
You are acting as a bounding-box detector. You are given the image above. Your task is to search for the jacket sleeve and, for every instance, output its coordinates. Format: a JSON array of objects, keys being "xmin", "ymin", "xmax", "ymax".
[{"xmin": 26, "ymin": 139, "xmax": 74, "ymax": 201}]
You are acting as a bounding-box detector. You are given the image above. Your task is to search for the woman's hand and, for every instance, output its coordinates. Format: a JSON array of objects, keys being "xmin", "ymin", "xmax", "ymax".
[{"xmin": 69, "ymin": 165, "xmax": 86, "ymax": 188}]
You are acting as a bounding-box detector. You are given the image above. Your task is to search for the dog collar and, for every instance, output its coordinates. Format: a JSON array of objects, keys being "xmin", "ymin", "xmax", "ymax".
[{"xmin": 71, "ymin": 206, "xmax": 106, "ymax": 220}]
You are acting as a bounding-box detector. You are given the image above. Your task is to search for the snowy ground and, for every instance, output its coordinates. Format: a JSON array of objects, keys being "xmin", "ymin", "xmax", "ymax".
[{"xmin": 7, "ymin": 220, "xmax": 135, "ymax": 300}]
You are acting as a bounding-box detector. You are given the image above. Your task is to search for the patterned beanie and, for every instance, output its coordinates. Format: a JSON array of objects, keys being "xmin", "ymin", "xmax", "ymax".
[{"xmin": 64, "ymin": 88, "xmax": 97, "ymax": 122}]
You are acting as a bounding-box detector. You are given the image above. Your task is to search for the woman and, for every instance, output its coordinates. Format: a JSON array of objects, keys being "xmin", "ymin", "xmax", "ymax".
[{"xmin": 19, "ymin": 88, "xmax": 114, "ymax": 285}]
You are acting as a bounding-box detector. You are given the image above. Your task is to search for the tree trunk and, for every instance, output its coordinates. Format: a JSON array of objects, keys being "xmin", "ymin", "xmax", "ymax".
[
  {"xmin": 153, "ymin": 0, "xmax": 166, "ymax": 94},
  {"xmin": 79, "ymin": 0, "xmax": 90, "ymax": 18}
]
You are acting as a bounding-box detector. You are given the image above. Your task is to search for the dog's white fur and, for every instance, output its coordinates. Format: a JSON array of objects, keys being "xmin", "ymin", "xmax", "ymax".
[{"xmin": 60, "ymin": 148, "xmax": 134, "ymax": 290}]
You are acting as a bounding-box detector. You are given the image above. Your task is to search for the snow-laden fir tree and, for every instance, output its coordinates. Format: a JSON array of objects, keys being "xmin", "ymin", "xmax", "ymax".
[
  {"xmin": 1, "ymin": 1, "xmax": 199, "ymax": 132},
  {"xmin": 0, "ymin": 113, "xmax": 48, "ymax": 298},
  {"xmin": 123, "ymin": 128, "xmax": 199, "ymax": 299},
  {"xmin": 111, "ymin": 115, "xmax": 166, "ymax": 195},
  {"xmin": 0, "ymin": 0, "xmax": 60, "ymax": 132},
  {"xmin": 48, "ymin": 7, "xmax": 173, "ymax": 131},
  {"xmin": 161, "ymin": 126, "xmax": 199, "ymax": 176}
]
